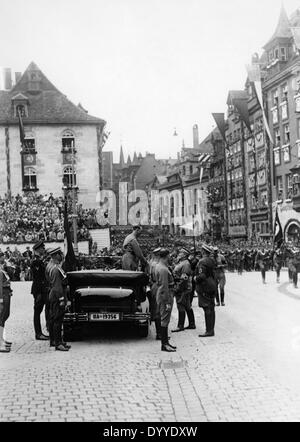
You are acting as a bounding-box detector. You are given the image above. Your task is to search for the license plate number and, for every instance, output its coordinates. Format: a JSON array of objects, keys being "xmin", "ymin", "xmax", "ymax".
[{"xmin": 90, "ymin": 313, "xmax": 120, "ymax": 321}]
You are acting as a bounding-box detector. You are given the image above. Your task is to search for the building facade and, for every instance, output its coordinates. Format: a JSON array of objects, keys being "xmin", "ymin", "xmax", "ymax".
[
  {"xmin": 245, "ymin": 77, "xmax": 273, "ymax": 240},
  {"xmin": 205, "ymin": 130, "xmax": 227, "ymax": 240},
  {"xmin": 0, "ymin": 62, "xmax": 106, "ymax": 208},
  {"xmin": 225, "ymin": 91, "xmax": 249, "ymax": 239},
  {"xmin": 260, "ymin": 6, "xmax": 300, "ymax": 243}
]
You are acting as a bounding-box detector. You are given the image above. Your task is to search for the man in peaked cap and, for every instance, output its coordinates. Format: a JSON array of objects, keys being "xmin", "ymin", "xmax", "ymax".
[
  {"xmin": 45, "ymin": 247, "xmax": 70, "ymax": 351},
  {"xmin": 149, "ymin": 247, "xmax": 162, "ymax": 340},
  {"xmin": 194, "ymin": 244, "xmax": 218, "ymax": 337},
  {"xmin": 30, "ymin": 240, "xmax": 49, "ymax": 340},
  {"xmin": 122, "ymin": 225, "xmax": 148, "ymax": 271},
  {"xmin": 172, "ymin": 248, "xmax": 195, "ymax": 332},
  {"xmin": 155, "ymin": 248, "xmax": 177, "ymax": 352},
  {"xmin": 213, "ymin": 246, "xmax": 227, "ymax": 307}
]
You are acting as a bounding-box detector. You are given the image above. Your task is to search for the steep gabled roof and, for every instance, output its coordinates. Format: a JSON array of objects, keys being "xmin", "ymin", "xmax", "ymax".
[
  {"xmin": 0, "ymin": 62, "xmax": 105, "ymax": 125},
  {"xmin": 264, "ymin": 5, "xmax": 292, "ymax": 49}
]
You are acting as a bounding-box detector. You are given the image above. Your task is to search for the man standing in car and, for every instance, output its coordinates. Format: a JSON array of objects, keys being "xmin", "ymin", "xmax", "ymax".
[{"xmin": 122, "ymin": 226, "xmax": 148, "ymax": 271}]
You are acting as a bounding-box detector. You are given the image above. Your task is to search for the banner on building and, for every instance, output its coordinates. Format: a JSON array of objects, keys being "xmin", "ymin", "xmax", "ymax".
[
  {"xmin": 231, "ymin": 97, "xmax": 251, "ymax": 133},
  {"xmin": 212, "ymin": 113, "xmax": 227, "ymax": 147},
  {"xmin": 246, "ymin": 64, "xmax": 274, "ymax": 145}
]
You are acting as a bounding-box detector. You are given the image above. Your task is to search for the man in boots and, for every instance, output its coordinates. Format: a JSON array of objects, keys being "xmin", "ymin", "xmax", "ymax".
[
  {"xmin": 30, "ymin": 240, "xmax": 50, "ymax": 340},
  {"xmin": 172, "ymin": 248, "xmax": 195, "ymax": 333},
  {"xmin": 213, "ymin": 247, "xmax": 227, "ymax": 306},
  {"xmin": 45, "ymin": 248, "xmax": 71, "ymax": 351},
  {"xmin": 156, "ymin": 248, "xmax": 177, "ymax": 352},
  {"xmin": 195, "ymin": 244, "xmax": 218, "ymax": 337},
  {"xmin": 149, "ymin": 247, "xmax": 162, "ymax": 340},
  {"xmin": 0, "ymin": 252, "xmax": 13, "ymax": 353}
]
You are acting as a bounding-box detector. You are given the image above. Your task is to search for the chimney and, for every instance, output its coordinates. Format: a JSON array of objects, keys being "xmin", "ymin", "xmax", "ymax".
[
  {"xmin": 15, "ymin": 72, "xmax": 22, "ymax": 84},
  {"xmin": 4, "ymin": 68, "xmax": 12, "ymax": 90},
  {"xmin": 193, "ymin": 124, "xmax": 199, "ymax": 149}
]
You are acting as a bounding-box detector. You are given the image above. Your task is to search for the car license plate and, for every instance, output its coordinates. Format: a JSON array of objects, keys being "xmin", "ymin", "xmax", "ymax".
[{"xmin": 90, "ymin": 313, "xmax": 120, "ymax": 321}]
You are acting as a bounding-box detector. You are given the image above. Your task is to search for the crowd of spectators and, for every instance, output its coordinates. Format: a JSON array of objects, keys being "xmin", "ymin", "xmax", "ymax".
[{"xmin": 0, "ymin": 194, "xmax": 98, "ymax": 244}]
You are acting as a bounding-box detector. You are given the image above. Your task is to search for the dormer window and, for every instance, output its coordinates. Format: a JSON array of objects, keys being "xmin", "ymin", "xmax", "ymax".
[
  {"xmin": 12, "ymin": 93, "xmax": 29, "ymax": 117},
  {"xmin": 269, "ymin": 50, "xmax": 274, "ymax": 62},
  {"xmin": 280, "ymin": 47, "xmax": 287, "ymax": 61},
  {"xmin": 16, "ymin": 104, "xmax": 26, "ymax": 117}
]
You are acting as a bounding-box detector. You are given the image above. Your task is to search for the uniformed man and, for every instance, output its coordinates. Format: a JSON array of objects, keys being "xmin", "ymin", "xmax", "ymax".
[
  {"xmin": 291, "ymin": 247, "xmax": 300, "ymax": 288},
  {"xmin": 156, "ymin": 248, "xmax": 177, "ymax": 352},
  {"xmin": 122, "ymin": 226, "xmax": 148, "ymax": 271},
  {"xmin": 172, "ymin": 248, "xmax": 195, "ymax": 332},
  {"xmin": 30, "ymin": 240, "xmax": 49, "ymax": 340},
  {"xmin": 273, "ymin": 246, "xmax": 284, "ymax": 283},
  {"xmin": 213, "ymin": 247, "xmax": 227, "ymax": 306},
  {"xmin": 149, "ymin": 247, "xmax": 162, "ymax": 340},
  {"xmin": 194, "ymin": 244, "xmax": 217, "ymax": 337},
  {"xmin": 255, "ymin": 247, "xmax": 270, "ymax": 284},
  {"xmin": 0, "ymin": 252, "xmax": 13, "ymax": 352},
  {"xmin": 45, "ymin": 247, "xmax": 70, "ymax": 351}
]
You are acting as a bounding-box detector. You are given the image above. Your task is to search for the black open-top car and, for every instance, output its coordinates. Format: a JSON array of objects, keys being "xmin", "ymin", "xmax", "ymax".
[{"xmin": 63, "ymin": 270, "xmax": 150, "ymax": 339}]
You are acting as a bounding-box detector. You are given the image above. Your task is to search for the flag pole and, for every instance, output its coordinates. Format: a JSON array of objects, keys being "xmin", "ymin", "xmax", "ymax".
[
  {"xmin": 192, "ymin": 213, "xmax": 196, "ymax": 253},
  {"xmin": 71, "ymin": 141, "xmax": 78, "ymax": 255}
]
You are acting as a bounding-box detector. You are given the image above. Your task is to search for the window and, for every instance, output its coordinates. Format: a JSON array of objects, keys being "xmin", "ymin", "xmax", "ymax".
[
  {"xmin": 280, "ymin": 47, "xmax": 287, "ymax": 61},
  {"xmin": 275, "ymin": 128, "xmax": 281, "ymax": 145},
  {"xmin": 274, "ymin": 148, "xmax": 281, "ymax": 166},
  {"xmin": 269, "ymin": 50, "xmax": 274, "ymax": 62},
  {"xmin": 276, "ymin": 176, "xmax": 283, "ymax": 200},
  {"xmin": 286, "ymin": 174, "xmax": 293, "ymax": 199},
  {"xmin": 182, "ymin": 165, "xmax": 186, "ymax": 176},
  {"xmin": 283, "ymin": 124, "xmax": 290, "ymax": 143},
  {"xmin": 272, "ymin": 107, "xmax": 279, "ymax": 125},
  {"xmin": 170, "ymin": 197, "xmax": 174, "ymax": 218},
  {"xmin": 283, "ymin": 145, "xmax": 290, "ymax": 163},
  {"xmin": 260, "ymin": 191, "xmax": 268, "ymax": 207},
  {"xmin": 189, "ymin": 165, "xmax": 193, "ymax": 175},
  {"xmin": 249, "ymin": 156, "xmax": 255, "ymax": 173},
  {"xmin": 16, "ymin": 104, "xmax": 26, "ymax": 117},
  {"xmin": 62, "ymin": 130, "xmax": 75, "ymax": 152},
  {"xmin": 281, "ymin": 84, "xmax": 288, "ymax": 101},
  {"xmin": 24, "ymin": 138, "xmax": 35, "ymax": 151},
  {"xmin": 63, "ymin": 166, "xmax": 76, "ymax": 187},
  {"xmin": 23, "ymin": 167, "xmax": 37, "ymax": 190},
  {"xmin": 272, "ymin": 90, "xmax": 279, "ymax": 106},
  {"xmin": 194, "ymin": 189, "xmax": 198, "ymax": 215}
]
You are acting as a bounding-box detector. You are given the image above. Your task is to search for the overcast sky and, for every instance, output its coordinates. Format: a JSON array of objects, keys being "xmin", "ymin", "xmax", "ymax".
[{"xmin": 1, "ymin": 0, "xmax": 300, "ymax": 161}]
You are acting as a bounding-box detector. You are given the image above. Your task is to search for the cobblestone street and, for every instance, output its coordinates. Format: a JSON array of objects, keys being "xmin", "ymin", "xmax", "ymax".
[{"xmin": 2, "ymin": 271, "xmax": 300, "ymax": 422}]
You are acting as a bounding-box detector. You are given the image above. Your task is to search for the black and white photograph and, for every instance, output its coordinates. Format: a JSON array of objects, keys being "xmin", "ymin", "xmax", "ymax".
[{"xmin": 1, "ymin": 0, "xmax": 300, "ymax": 427}]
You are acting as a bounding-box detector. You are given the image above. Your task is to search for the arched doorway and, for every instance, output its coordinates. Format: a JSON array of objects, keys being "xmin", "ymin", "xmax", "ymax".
[{"xmin": 285, "ymin": 221, "xmax": 300, "ymax": 244}]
